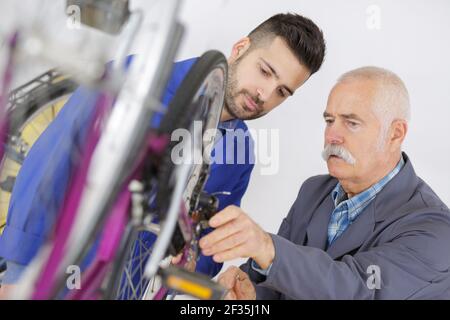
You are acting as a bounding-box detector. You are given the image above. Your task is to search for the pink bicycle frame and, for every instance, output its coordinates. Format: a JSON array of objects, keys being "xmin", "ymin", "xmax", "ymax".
[
  {"xmin": 32, "ymin": 93, "xmax": 114, "ymax": 299},
  {"xmin": 66, "ymin": 133, "xmax": 194, "ymax": 300}
]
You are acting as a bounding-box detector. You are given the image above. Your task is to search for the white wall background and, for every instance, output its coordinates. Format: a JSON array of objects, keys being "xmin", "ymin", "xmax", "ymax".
[{"xmin": 1, "ymin": 0, "xmax": 450, "ymax": 272}]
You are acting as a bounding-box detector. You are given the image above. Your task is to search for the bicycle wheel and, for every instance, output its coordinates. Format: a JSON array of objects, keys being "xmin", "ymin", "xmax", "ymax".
[
  {"xmin": 0, "ymin": 70, "xmax": 76, "ymax": 233},
  {"xmin": 105, "ymin": 50, "xmax": 227, "ymax": 300}
]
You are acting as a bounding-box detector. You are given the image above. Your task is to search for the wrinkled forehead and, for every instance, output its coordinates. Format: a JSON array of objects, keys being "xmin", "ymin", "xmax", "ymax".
[{"xmin": 326, "ymin": 80, "xmax": 381, "ymax": 122}]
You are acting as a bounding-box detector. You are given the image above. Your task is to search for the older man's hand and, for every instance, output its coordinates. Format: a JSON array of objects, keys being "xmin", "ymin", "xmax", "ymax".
[
  {"xmin": 199, "ymin": 205, "xmax": 275, "ymax": 269},
  {"xmin": 218, "ymin": 266, "xmax": 256, "ymax": 300}
]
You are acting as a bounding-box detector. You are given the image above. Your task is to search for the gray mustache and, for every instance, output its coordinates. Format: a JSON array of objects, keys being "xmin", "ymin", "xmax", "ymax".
[{"xmin": 322, "ymin": 144, "xmax": 356, "ymax": 165}]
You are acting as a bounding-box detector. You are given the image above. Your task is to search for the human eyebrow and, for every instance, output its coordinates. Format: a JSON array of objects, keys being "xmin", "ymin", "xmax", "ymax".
[
  {"xmin": 259, "ymin": 58, "xmax": 294, "ymax": 96},
  {"xmin": 323, "ymin": 112, "xmax": 334, "ymax": 119}
]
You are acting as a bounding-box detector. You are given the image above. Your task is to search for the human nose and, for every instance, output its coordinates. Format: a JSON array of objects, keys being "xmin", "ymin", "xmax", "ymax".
[
  {"xmin": 256, "ymin": 88, "xmax": 268, "ymax": 104},
  {"xmin": 325, "ymin": 123, "xmax": 344, "ymax": 145},
  {"xmin": 256, "ymin": 80, "xmax": 277, "ymax": 103}
]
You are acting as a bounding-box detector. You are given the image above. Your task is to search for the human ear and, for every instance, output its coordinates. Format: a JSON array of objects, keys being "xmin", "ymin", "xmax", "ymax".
[
  {"xmin": 388, "ymin": 119, "xmax": 408, "ymax": 152},
  {"xmin": 229, "ymin": 37, "xmax": 251, "ymax": 63}
]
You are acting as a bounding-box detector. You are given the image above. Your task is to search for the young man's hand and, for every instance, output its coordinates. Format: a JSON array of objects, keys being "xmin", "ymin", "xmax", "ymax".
[
  {"xmin": 199, "ymin": 205, "xmax": 275, "ymax": 269},
  {"xmin": 217, "ymin": 266, "xmax": 256, "ymax": 300}
]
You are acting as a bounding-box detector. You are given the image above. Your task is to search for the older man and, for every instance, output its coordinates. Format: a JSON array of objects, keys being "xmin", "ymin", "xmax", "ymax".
[{"xmin": 200, "ymin": 66, "xmax": 450, "ymax": 299}]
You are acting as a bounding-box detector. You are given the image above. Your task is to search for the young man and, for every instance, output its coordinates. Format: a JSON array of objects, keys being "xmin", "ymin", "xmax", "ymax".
[{"xmin": 0, "ymin": 13, "xmax": 326, "ymax": 295}]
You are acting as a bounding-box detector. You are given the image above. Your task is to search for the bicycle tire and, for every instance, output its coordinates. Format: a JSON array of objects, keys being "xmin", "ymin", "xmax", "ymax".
[
  {"xmin": 103, "ymin": 50, "xmax": 227, "ymax": 300},
  {"xmin": 156, "ymin": 50, "xmax": 227, "ymax": 222},
  {"xmin": 7, "ymin": 71, "xmax": 77, "ymax": 134}
]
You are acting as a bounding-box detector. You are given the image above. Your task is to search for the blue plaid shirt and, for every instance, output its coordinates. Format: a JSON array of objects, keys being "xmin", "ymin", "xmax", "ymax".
[{"xmin": 327, "ymin": 157, "xmax": 405, "ymax": 247}]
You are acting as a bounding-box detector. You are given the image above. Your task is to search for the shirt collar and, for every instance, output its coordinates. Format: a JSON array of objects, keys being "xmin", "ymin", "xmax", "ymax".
[
  {"xmin": 331, "ymin": 156, "xmax": 405, "ymax": 220},
  {"xmin": 218, "ymin": 119, "xmax": 240, "ymax": 131}
]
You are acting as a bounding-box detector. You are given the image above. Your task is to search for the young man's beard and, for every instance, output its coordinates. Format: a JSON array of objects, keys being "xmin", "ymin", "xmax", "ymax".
[{"xmin": 224, "ymin": 60, "xmax": 265, "ymax": 121}]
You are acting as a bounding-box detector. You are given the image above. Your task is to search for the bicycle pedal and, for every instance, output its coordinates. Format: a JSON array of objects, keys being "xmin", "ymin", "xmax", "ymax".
[{"xmin": 158, "ymin": 265, "xmax": 226, "ymax": 300}]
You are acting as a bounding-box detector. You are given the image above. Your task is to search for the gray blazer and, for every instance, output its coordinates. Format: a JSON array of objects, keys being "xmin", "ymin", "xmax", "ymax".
[{"xmin": 242, "ymin": 153, "xmax": 450, "ymax": 299}]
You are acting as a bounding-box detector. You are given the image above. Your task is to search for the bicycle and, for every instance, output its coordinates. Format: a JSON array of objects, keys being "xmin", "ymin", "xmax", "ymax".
[
  {"xmin": 0, "ymin": 69, "xmax": 76, "ymax": 234},
  {"xmin": 4, "ymin": 0, "xmax": 228, "ymax": 300}
]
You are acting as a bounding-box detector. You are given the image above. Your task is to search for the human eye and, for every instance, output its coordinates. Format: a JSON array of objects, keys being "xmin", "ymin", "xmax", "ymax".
[
  {"xmin": 259, "ymin": 64, "xmax": 270, "ymax": 77},
  {"xmin": 346, "ymin": 120, "xmax": 360, "ymax": 129},
  {"xmin": 324, "ymin": 117, "xmax": 334, "ymax": 125},
  {"xmin": 277, "ymin": 87, "xmax": 287, "ymax": 98}
]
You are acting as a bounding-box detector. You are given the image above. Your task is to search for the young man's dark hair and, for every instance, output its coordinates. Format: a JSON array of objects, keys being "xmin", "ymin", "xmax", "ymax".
[{"xmin": 248, "ymin": 13, "xmax": 326, "ymax": 75}]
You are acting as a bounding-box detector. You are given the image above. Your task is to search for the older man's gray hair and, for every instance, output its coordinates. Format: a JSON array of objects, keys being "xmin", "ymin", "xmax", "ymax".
[{"xmin": 337, "ymin": 67, "xmax": 411, "ymax": 142}]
